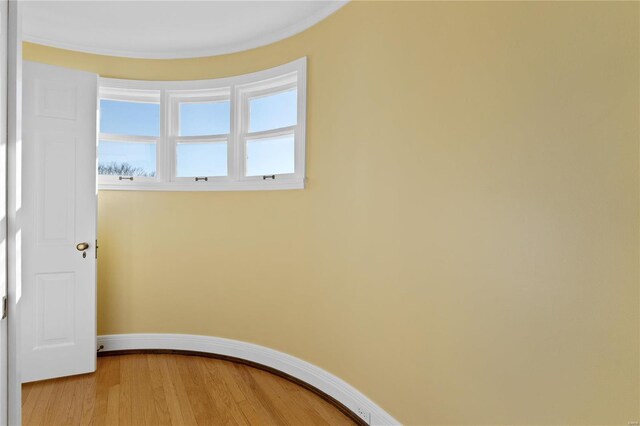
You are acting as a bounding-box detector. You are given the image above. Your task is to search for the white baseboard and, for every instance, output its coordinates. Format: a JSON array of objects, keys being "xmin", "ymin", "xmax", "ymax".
[{"xmin": 97, "ymin": 333, "xmax": 400, "ymax": 426}]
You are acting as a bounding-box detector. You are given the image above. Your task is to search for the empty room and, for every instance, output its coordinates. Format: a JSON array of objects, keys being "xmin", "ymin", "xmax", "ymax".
[{"xmin": 0, "ymin": 0, "xmax": 637, "ymax": 425}]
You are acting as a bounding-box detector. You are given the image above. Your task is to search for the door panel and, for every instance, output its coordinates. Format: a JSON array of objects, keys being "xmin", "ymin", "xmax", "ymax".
[
  {"xmin": 36, "ymin": 272, "xmax": 75, "ymax": 348},
  {"xmin": 38, "ymin": 133, "xmax": 76, "ymax": 244},
  {"xmin": 21, "ymin": 61, "xmax": 97, "ymax": 383}
]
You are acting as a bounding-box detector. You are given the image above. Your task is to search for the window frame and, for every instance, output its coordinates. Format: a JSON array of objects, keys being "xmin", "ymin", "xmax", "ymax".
[
  {"xmin": 98, "ymin": 89, "xmax": 162, "ymax": 184},
  {"xmin": 98, "ymin": 57, "xmax": 307, "ymax": 191},
  {"xmin": 239, "ymin": 77, "xmax": 298, "ymax": 180},
  {"xmin": 169, "ymin": 88, "xmax": 231, "ymax": 183}
]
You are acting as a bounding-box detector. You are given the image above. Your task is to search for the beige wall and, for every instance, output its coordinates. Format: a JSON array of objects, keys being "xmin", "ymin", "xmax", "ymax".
[{"xmin": 24, "ymin": 2, "xmax": 640, "ymax": 424}]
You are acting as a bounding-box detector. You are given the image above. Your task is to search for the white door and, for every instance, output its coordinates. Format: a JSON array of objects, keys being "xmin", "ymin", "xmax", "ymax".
[{"xmin": 21, "ymin": 61, "xmax": 97, "ymax": 383}]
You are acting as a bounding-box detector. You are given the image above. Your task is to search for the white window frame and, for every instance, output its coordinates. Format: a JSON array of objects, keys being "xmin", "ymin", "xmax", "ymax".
[
  {"xmin": 98, "ymin": 88, "xmax": 161, "ymax": 184},
  {"xmin": 98, "ymin": 57, "xmax": 307, "ymax": 191},
  {"xmin": 168, "ymin": 88, "xmax": 231, "ymax": 184}
]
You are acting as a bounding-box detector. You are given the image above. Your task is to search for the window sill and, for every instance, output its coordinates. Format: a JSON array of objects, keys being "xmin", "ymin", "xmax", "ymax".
[{"xmin": 98, "ymin": 178, "xmax": 306, "ymax": 192}]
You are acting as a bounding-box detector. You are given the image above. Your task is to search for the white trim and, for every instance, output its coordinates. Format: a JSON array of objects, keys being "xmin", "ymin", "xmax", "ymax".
[
  {"xmin": 99, "ymin": 87, "xmax": 160, "ymax": 103},
  {"xmin": 99, "ymin": 59, "xmax": 303, "ymax": 91},
  {"xmin": 175, "ymin": 135, "xmax": 228, "ymax": 143},
  {"xmin": 0, "ymin": 0, "xmax": 8, "ymax": 424},
  {"xmin": 97, "ymin": 333, "xmax": 400, "ymax": 426},
  {"xmin": 245, "ymin": 125, "xmax": 296, "ymax": 141},
  {"xmin": 99, "ymin": 133, "xmax": 158, "ymax": 144},
  {"xmin": 98, "ymin": 178, "xmax": 305, "ymax": 192},
  {"xmin": 22, "ymin": 2, "xmax": 349, "ymax": 60},
  {"xmin": 6, "ymin": 1, "xmax": 21, "ymax": 424}
]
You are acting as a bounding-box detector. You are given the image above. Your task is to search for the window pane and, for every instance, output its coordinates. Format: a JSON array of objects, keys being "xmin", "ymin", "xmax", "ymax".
[
  {"xmin": 246, "ymin": 134, "xmax": 295, "ymax": 176},
  {"xmin": 176, "ymin": 142, "xmax": 227, "ymax": 177},
  {"xmin": 180, "ymin": 101, "xmax": 230, "ymax": 136},
  {"xmin": 249, "ymin": 89, "xmax": 297, "ymax": 133},
  {"xmin": 100, "ymin": 100, "xmax": 160, "ymax": 136},
  {"xmin": 98, "ymin": 141, "xmax": 156, "ymax": 177}
]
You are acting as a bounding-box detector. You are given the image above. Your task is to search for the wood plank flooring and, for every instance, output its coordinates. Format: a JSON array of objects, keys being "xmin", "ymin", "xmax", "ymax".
[{"xmin": 22, "ymin": 354, "xmax": 357, "ymax": 426}]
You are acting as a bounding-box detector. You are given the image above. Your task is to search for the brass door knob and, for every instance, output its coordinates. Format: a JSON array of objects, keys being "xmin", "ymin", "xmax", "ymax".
[{"xmin": 76, "ymin": 242, "xmax": 89, "ymax": 251}]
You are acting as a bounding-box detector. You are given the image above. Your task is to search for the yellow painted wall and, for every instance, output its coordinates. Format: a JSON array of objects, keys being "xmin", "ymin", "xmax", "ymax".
[{"xmin": 24, "ymin": 2, "xmax": 640, "ymax": 424}]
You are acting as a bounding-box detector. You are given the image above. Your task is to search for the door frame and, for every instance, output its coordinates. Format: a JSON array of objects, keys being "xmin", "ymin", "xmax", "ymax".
[
  {"xmin": 7, "ymin": 0, "xmax": 21, "ymax": 424},
  {"xmin": 4, "ymin": 4, "xmax": 98, "ymax": 422}
]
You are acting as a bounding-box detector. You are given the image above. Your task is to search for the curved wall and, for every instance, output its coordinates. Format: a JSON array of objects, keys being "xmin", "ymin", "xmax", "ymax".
[{"xmin": 24, "ymin": 2, "xmax": 640, "ymax": 424}]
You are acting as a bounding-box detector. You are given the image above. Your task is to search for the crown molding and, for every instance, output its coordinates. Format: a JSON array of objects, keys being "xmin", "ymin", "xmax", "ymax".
[{"xmin": 23, "ymin": 1, "xmax": 348, "ymax": 59}]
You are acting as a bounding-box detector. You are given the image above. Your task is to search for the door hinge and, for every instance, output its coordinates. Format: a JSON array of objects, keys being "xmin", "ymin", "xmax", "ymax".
[
  {"xmin": 95, "ymin": 239, "xmax": 99, "ymax": 259},
  {"xmin": 2, "ymin": 296, "xmax": 7, "ymax": 319}
]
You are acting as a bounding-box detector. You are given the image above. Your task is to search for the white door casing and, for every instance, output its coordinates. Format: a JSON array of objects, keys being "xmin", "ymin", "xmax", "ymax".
[
  {"xmin": 8, "ymin": 1, "xmax": 23, "ymax": 423},
  {"xmin": 21, "ymin": 61, "xmax": 97, "ymax": 383},
  {"xmin": 0, "ymin": 0, "xmax": 8, "ymax": 424}
]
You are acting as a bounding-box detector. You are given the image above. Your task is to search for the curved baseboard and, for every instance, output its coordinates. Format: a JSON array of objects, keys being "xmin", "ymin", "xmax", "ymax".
[{"xmin": 97, "ymin": 334, "xmax": 400, "ymax": 426}]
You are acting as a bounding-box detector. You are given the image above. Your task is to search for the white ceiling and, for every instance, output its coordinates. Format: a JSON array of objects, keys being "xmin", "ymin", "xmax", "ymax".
[{"xmin": 22, "ymin": 1, "xmax": 348, "ymax": 59}]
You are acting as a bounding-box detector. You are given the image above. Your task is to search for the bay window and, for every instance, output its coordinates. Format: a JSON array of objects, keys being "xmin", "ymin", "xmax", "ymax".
[{"xmin": 98, "ymin": 57, "xmax": 306, "ymax": 190}]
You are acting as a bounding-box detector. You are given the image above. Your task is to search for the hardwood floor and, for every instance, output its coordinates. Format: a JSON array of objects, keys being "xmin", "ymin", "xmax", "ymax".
[{"xmin": 22, "ymin": 354, "xmax": 358, "ymax": 426}]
